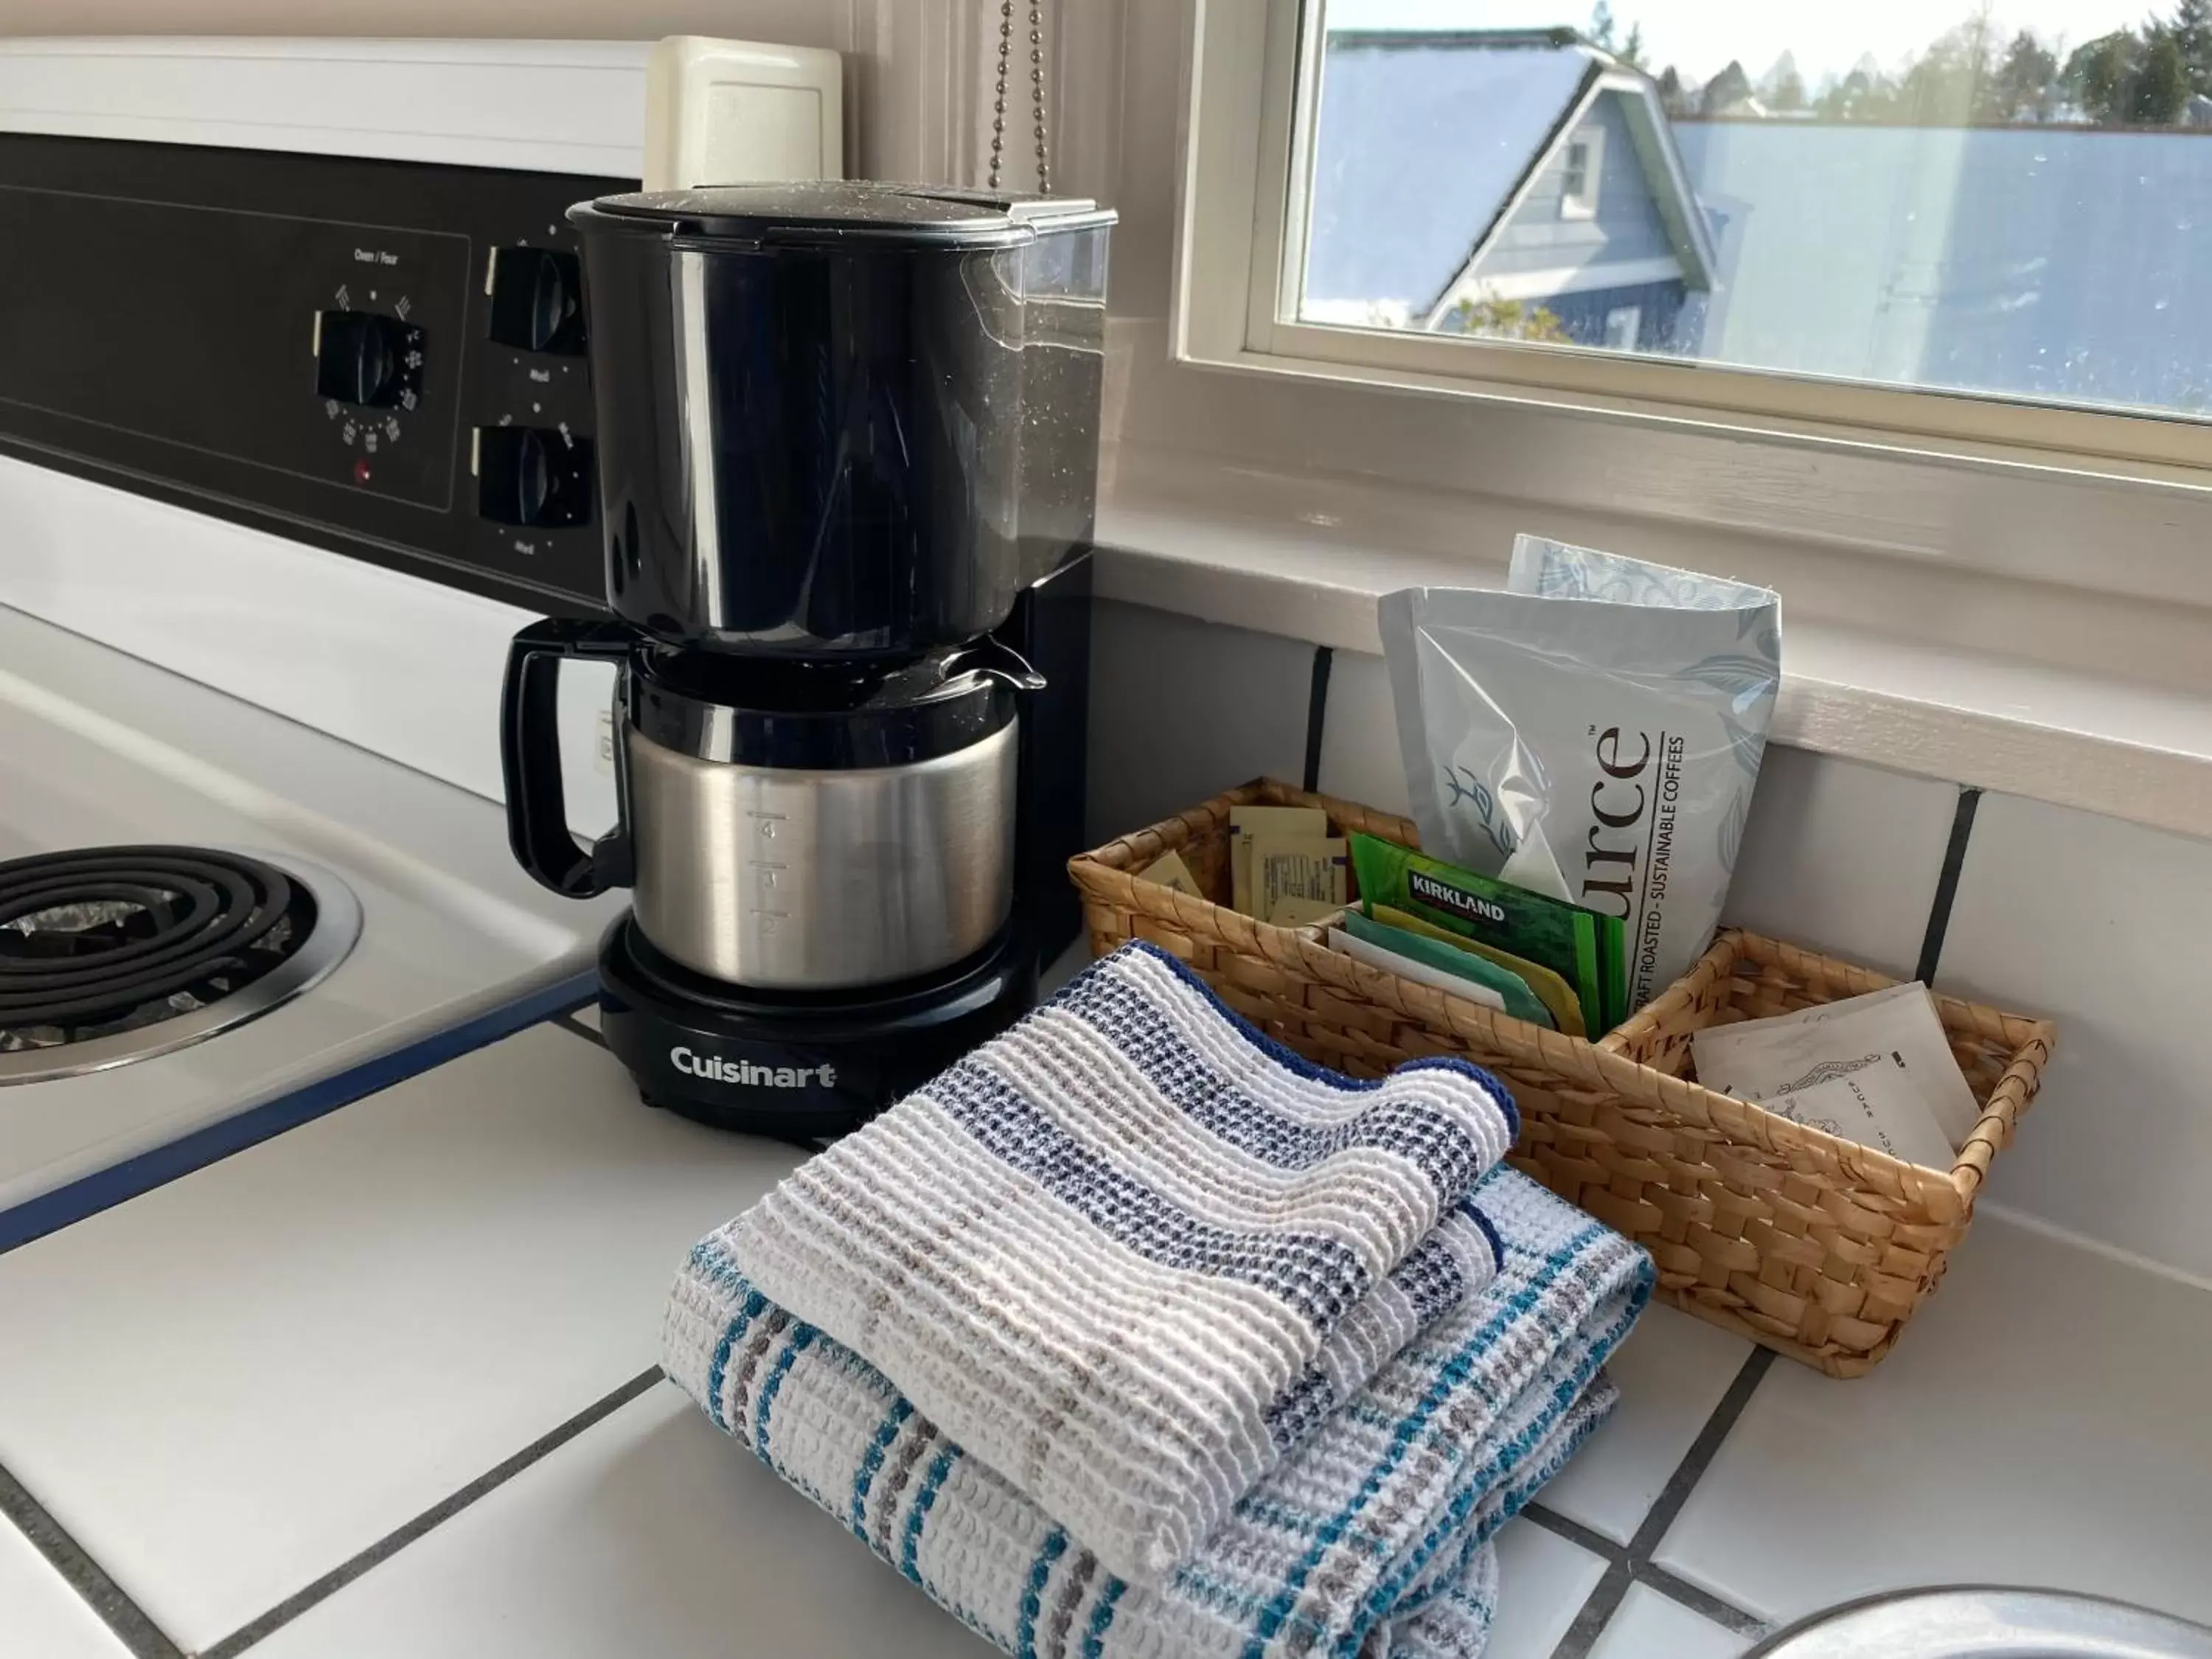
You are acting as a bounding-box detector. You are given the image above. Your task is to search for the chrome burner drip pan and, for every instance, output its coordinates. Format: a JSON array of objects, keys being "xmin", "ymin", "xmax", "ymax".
[{"xmin": 0, "ymin": 846, "xmax": 361, "ymax": 1085}]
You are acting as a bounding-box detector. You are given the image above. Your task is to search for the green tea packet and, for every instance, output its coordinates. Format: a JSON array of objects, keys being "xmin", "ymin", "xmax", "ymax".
[
  {"xmin": 1340, "ymin": 910, "xmax": 1557, "ymax": 1030},
  {"xmin": 1368, "ymin": 905, "xmax": 1582, "ymax": 1037},
  {"xmin": 1349, "ymin": 833, "xmax": 1629, "ymax": 1034}
]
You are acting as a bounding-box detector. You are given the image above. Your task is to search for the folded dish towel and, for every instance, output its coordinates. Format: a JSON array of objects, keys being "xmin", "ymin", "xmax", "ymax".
[
  {"xmin": 713, "ymin": 940, "xmax": 1520, "ymax": 1584},
  {"xmin": 1265, "ymin": 1199, "xmax": 1500, "ymax": 1455},
  {"xmin": 665, "ymin": 1164, "xmax": 1652, "ymax": 1659}
]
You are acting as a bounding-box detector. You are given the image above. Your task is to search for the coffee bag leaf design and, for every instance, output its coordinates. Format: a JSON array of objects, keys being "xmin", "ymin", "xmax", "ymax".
[{"xmin": 1718, "ymin": 787, "xmax": 1750, "ymax": 878}]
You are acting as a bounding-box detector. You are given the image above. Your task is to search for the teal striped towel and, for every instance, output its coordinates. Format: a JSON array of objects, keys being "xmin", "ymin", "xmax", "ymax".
[
  {"xmin": 664, "ymin": 1165, "xmax": 1652, "ymax": 1659},
  {"xmin": 712, "ymin": 940, "xmax": 1520, "ymax": 1585}
]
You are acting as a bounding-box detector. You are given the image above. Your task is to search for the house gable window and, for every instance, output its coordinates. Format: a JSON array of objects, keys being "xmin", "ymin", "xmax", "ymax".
[{"xmin": 1559, "ymin": 128, "xmax": 1602, "ymax": 218}]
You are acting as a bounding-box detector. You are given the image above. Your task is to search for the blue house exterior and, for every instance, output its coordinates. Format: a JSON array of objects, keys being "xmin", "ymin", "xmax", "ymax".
[
  {"xmin": 1303, "ymin": 32, "xmax": 1717, "ymax": 352},
  {"xmin": 1675, "ymin": 119, "xmax": 2212, "ymax": 412},
  {"xmin": 1301, "ymin": 29, "xmax": 2212, "ymax": 412}
]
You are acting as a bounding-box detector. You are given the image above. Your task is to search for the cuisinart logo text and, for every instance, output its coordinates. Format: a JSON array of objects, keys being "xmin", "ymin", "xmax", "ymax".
[
  {"xmin": 1408, "ymin": 869, "xmax": 1506, "ymax": 927},
  {"xmin": 669, "ymin": 1046, "xmax": 835, "ymax": 1090}
]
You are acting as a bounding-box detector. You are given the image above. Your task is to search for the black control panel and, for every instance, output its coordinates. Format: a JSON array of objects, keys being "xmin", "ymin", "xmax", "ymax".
[{"xmin": 0, "ymin": 134, "xmax": 627, "ymax": 611}]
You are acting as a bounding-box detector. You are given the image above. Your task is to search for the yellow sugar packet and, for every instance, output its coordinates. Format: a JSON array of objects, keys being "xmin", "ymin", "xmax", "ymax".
[
  {"xmin": 1138, "ymin": 849, "xmax": 1203, "ymax": 897},
  {"xmin": 1254, "ymin": 833, "xmax": 1347, "ymax": 923},
  {"xmin": 1229, "ymin": 804, "xmax": 1328, "ymax": 914}
]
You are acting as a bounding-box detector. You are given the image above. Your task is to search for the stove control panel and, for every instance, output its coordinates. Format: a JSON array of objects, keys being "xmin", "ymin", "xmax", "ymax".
[{"xmin": 0, "ymin": 135, "xmax": 623, "ymax": 613}]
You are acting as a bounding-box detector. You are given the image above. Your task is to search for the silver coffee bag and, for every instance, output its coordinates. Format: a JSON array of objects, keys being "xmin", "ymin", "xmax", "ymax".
[{"xmin": 1379, "ymin": 536, "xmax": 1781, "ymax": 1012}]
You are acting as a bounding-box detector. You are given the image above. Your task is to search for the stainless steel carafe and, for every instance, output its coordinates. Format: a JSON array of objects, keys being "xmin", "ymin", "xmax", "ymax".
[
  {"xmin": 624, "ymin": 711, "xmax": 1017, "ymax": 990},
  {"xmin": 500, "ymin": 622, "xmax": 1037, "ymax": 990}
]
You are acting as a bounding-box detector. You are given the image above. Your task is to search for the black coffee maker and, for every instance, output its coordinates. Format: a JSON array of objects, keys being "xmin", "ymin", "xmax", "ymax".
[{"xmin": 499, "ymin": 184, "xmax": 1113, "ymax": 1139}]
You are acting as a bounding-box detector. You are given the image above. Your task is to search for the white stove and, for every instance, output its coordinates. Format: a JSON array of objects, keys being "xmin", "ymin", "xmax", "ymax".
[
  {"xmin": 0, "ymin": 591, "xmax": 625, "ymax": 1247},
  {"xmin": 0, "ymin": 38, "xmax": 692, "ymax": 1248}
]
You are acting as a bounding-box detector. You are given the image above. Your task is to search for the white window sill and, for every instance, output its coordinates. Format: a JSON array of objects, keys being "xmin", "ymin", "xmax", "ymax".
[{"xmin": 1093, "ymin": 483, "xmax": 2212, "ymax": 844}]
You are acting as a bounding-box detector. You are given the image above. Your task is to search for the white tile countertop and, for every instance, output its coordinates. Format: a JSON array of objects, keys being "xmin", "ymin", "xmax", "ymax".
[
  {"xmin": 4, "ymin": 1010, "xmax": 2212, "ymax": 1658},
  {"xmin": 1534, "ymin": 1298, "xmax": 1754, "ymax": 1548},
  {"xmin": 0, "ymin": 1513, "xmax": 129, "ymax": 1659},
  {"xmin": 0, "ymin": 1020, "xmax": 804, "ymax": 1655},
  {"xmin": 1585, "ymin": 1584, "xmax": 1750, "ymax": 1659},
  {"xmin": 244, "ymin": 1385, "xmax": 998, "ymax": 1659},
  {"xmin": 1489, "ymin": 1522, "xmax": 1610, "ymax": 1658},
  {"xmin": 1657, "ymin": 1213, "xmax": 2212, "ymax": 1630}
]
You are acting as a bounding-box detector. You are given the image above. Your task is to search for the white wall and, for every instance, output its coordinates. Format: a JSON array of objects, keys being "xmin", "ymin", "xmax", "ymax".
[{"xmin": 0, "ymin": 5, "xmax": 990, "ymax": 186}]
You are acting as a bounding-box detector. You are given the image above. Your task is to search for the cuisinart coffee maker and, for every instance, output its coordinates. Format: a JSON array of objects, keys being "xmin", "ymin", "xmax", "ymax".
[{"xmin": 499, "ymin": 182, "xmax": 1113, "ymax": 1139}]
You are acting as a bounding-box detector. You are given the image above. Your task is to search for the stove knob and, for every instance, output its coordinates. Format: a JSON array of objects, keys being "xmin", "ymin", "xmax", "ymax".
[
  {"xmin": 476, "ymin": 427, "xmax": 594, "ymax": 528},
  {"xmin": 486, "ymin": 248, "xmax": 585, "ymax": 355},
  {"xmin": 316, "ymin": 310, "xmax": 420, "ymax": 409}
]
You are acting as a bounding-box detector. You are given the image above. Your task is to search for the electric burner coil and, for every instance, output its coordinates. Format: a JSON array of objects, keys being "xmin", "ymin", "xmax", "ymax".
[{"xmin": 0, "ymin": 846, "xmax": 360, "ymax": 1084}]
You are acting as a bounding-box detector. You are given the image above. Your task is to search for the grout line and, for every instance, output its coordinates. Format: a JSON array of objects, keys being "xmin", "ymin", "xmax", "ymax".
[
  {"xmin": 1543, "ymin": 1345, "xmax": 1776, "ymax": 1658},
  {"xmin": 1548, "ymin": 1559, "xmax": 1633, "ymax": 1659},
  {"xmin": 1913, "ymin": 785, "xmax": 1981, "ymax": 984},
  {"xmin": 1519, "ymin": 1502, "xmax": 1627, "ymax": 1562},
  {"xmin": 1638, "ymin": 1564, "xmax": 1770, "ymax": 1638},
  {"xmin": 1624, "ymin": 1346, "xmax": 1775, "ymax": 1562},
  {"xmin": 201, "ymin": 1367, "xmax": 663, "ymax": 1658},
  {"xmin": 1302, "ymin": 644, "xmax": 1334, "ymax": 794},
  {"xmin": 0, "ymin": 1460, "xmax": 183, "ymax": 1659},
  {"xmin": 551, "ymin": 1009, "xmax": 605, "ymax": 1051}
]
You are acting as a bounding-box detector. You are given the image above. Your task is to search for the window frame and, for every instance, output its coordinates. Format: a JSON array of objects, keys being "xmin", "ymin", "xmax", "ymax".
[{"xmin": 1180, "ymin": 0, "xmax": 2212, "ymax": 480}]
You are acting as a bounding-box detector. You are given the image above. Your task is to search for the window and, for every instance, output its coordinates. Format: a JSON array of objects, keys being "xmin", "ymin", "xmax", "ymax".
[
  {"xmin": 1181, "ymin": 0, "xmax": 2212, "ymax": 471},
  {"xmin": 1559, "ymin": 128, "xmax": 1602, "ymax": 217},
  {"xmin": 1560, "ymin": 139, "xmax": 1590, "ymax": 199}
]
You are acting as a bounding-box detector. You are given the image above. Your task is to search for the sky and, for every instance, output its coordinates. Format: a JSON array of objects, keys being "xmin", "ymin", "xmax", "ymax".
[{"xmin": 1327, "ymin": 0, "xmax": 2153, "ymax": 86}]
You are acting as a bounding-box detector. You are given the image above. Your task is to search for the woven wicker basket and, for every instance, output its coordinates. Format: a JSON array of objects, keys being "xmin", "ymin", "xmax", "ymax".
[{"xmin": 1068, "ymin": 778, "xmax": 2056, "ymax": 1377}]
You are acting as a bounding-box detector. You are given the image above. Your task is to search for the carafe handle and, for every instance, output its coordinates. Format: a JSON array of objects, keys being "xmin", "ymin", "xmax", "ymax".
[{"xmin": 500, "ymin": 617, "xmax": 637, "ymax": 898}]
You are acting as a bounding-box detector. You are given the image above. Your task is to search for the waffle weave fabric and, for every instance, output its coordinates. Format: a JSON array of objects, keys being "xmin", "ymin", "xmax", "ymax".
[
  {"xmin": 664, "ymin": 1164, "xmax": 1652, "ymax": 1659},
  {"xmin": 715, "ymin": 940, "xmax": 1520, "ymax": 1584}
]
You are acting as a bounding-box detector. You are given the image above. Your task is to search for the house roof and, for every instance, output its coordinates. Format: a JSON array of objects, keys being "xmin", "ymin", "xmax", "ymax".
[
  {"xmin": 1302, "ymin": 31, "xmax": 1717, "ymax": 315},
  {"xmin": 1674, "ymin": 119, "xmax": 2212, "ymax": 411}
]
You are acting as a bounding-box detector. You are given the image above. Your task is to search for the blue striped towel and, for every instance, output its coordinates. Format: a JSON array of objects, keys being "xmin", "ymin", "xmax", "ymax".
[
  {"xmin": 715, "ymin": 941, "xmax": 1523, "ymax": 1585},
  {"xmin": 664, "ymin": 1163, "xmax": 1652, "ymax": 1659}
]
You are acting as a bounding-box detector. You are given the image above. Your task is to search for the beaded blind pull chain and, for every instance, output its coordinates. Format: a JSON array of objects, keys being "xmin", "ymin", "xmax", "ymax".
[{"xmin": 988, "ymin": 0, "xmax": 1051, "ymax": 192}]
